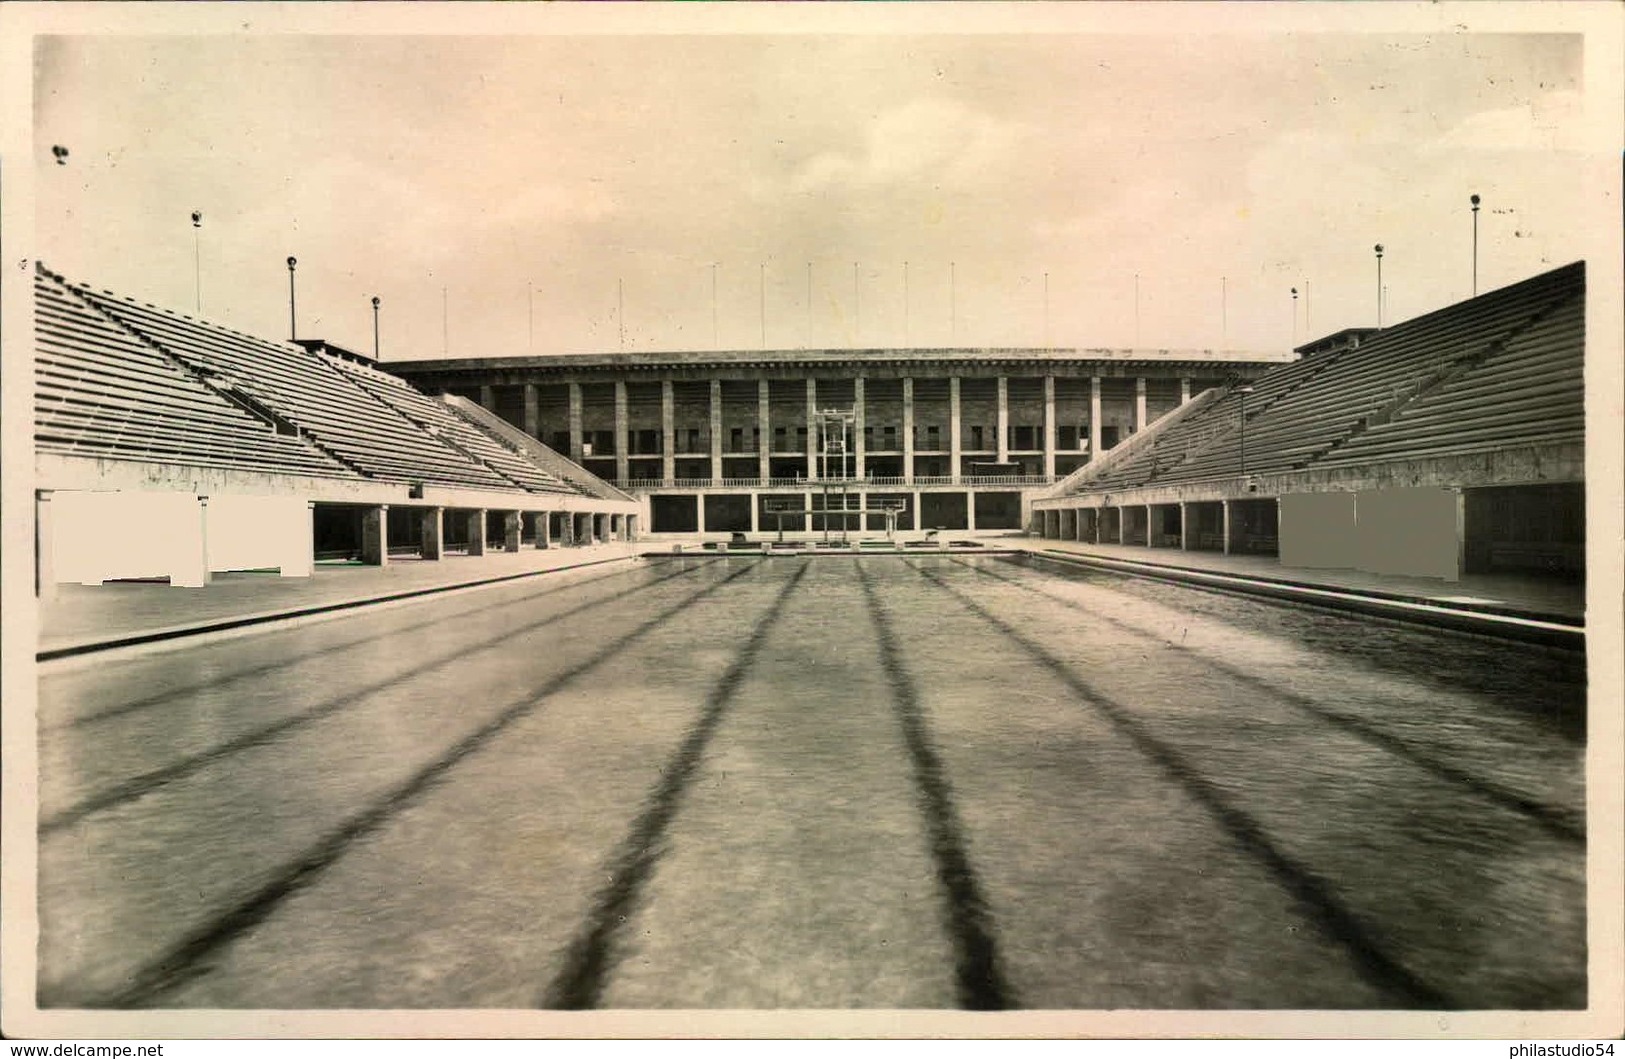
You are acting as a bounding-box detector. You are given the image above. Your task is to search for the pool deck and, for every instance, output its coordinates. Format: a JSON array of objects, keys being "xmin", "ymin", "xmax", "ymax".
[
  {"xmin": 34, "ymin": 533, "xmax": 1584, "ymax": 659},
  {"xmin": 36, "ymin": 543, "xmax": 645, "ymax": 660},
  {"xmin": 998, "ymin": 536, "xmax": 1585, "ymax": 624}
]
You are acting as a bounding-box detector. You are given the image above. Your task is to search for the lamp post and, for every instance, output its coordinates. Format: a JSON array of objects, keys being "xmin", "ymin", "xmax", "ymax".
[
  {"xmin": 1236, "ymin": 384, "xmax": 1255, "ymax": 475},
  {"xmin": 1470, "ymin": 193, "xmax": 1481, "ymax": 297},
  {"xmin": 191, "ymin": 211, "xmax": 203, "ymax": 312},
  {"xmin": 286, "ymin": 257, "xmax": 298, "ymax": 340},
  {"xmin": 1291, "ymin": 287, "xmax": 1299, "ymax": 346},
  {"xmin": 1373, "ymin": 244, "xmax": 1384, "ymax": 329},
  {"xmin": 371, "ymin": 296, "xmax": 381, "ymax": 360}
]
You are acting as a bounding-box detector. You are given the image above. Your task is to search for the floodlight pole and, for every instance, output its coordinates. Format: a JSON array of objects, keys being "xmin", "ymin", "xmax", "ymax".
[
  {"xmin": 191, "ymin": 211, "xmax": 203, "ymax": 312},
  {"xmin": 1470, "ymin": 193, "xmax": 1481, "ymax": 297},
  {"xmin": 371, "ymin": 296, "xmax": 381, "ymax": 360},
  {"xmin": 1236, "ymin": 385, "xmax": 1255, "ymax": 475},
  {"xmin": 286, "ymin": 257, "xmax": 298, "ymax": 340},
  {"xmin": 1374, "ymin": 244, "xmax": 1384, "ymax": 329}
]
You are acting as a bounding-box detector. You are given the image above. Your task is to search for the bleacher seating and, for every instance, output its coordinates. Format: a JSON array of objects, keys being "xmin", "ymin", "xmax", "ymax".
[
  {"xmin": 321, "ymin": 355, "xmax": 583, "ymax": 496},
  {"xmin": 1055, "ymin": 262, "xmax": 1583, "ymax": 493},
  {"xmin": 67, "ymin": 279, "xmax": 525, "ymax": 491},
  {"xmin": 34, "ymin": 268, "xmax": 359, "ymax": 480},
  {"xmin": 439, "ymin": 396, "xmax": 634, "ymax": 503},
  {"xmin": 1316, "ymin": 282, "xmax": 1583, "ymax": 468},
  {"xmin": 1080, "ymin": 350, "xmax": 1344, "ymax": 491}
]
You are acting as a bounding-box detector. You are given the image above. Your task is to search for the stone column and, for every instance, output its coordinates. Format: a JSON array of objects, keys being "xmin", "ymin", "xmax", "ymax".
[
  {"xmin": 533, "ymin": 511, "xmax": 550, "ymax": 549},
  {"xmin": 757, "ymin": 378, "xmax": 771, "ymax": 483},
  {"xmin": 1179, "ymin": 502, "xmax": 1190, "ymax": 550},
  {"xmin": 1222, "ymin": 500, "xmax": 1233, "ymax": 555},
  {"xmin": 466, "ymin": 510, "xmax": 487, "ymax": 556},
  {"xmin": 949, "ymin": 376, "xmax": 962, "ymax": 483},
  {"xmin": 172, "ymin": 494, "xmax": 212, "ymax": 588},
  {"xmin": 1089, "ymin": 376, "xmax": 1103, "ymax": 461},
  {"xmin": 420, "ymin": 507, "xmax": 444, "ymax": 560},
  {"xmin": 361, "ymin": 503, "xmax": 389, "ymax": 567},
  {"xmin": 911, "ymin": 489, "xmax": 923, "ymax": 532},
  {"xmin": 996, "ymin": 376, "xmax": 1010, "ymax": 463},
  {"xmin": 902, "ymin": 377, "xmax": 915, "ymax": 484},
  {"xmin": 1180, "ymin": 377, "xmax": 1192, "ymax": 406},
  {"xmin": 504, "ymin": 511, "xmax": 521, "ymax": 553},
  {"xmin": 966, "ymin": 492, "xmax": 977, "ymax": 531},
  {"xmin": 806, "ymin": 377, "xmax": 819, "ymax": 483},
  {"xmin": 698, "ymin": 498, "xmax": 709, "ymax": 534},
  {"xmin": 479, "ymin": 384, "xmax": 495, "ymax": 411},
  {"xmin": 35, "ymin": 490, "xmax": 56, "ymax": 598},
  {"xmin": 854, "ymin": 376, "xmax": 867, "ymax": 480},
  {"xmin": 661, "ymin": 380, "xmax": 676, "ymax": 485},
  {"xmin": 282, "ymin": 499, "xmax": 316, "ymax": 578},
  {"xmin": 614, "ymin": 380, "xmax": 630, "ymax": 486},
  {"xmin": 568, "ymin": 383, "xmax": 584, "ymax": 461},
  {"xmin": 1134, "ymin": 377, "xmax": 1148, "ymax": 434},
  {"xmin": 523, "ymin": 384, "xmax": 539, "ymax": 438},
  {"xmin": 1042, "ymin": 375, "xmax": 1056, "ymax": 480},
  {"xmin": 709, "ymin": 379, "xmax": 724, "ymax": 484}
]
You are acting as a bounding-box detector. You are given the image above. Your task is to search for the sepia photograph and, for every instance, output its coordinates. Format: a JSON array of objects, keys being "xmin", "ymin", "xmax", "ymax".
[{"xmin": 2, "ymin": 0, "xmax": 1621, "ymax": 1043}]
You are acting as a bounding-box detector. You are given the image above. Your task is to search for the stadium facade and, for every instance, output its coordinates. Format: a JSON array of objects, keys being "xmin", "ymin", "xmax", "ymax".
[{"xmin": 383, "ymin": 348, "xmax": 1291, "ymax": 537}]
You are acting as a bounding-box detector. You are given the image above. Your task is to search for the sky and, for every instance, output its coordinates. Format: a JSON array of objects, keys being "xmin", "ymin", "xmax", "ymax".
[{"xmin": 26, "ymin": 10, "xmax": 1612, "ymax": 361}]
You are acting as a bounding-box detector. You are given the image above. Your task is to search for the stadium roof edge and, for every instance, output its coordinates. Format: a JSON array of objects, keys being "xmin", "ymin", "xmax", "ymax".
[{"xmin": 383, "ymin": 346, "xmax": 1298, "ymax": 373}]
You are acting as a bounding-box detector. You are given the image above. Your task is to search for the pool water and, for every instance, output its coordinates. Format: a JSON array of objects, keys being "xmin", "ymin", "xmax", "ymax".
[{"xmin": 35, "ymin": 554, "xmax": 1586, "ymax": 1010}]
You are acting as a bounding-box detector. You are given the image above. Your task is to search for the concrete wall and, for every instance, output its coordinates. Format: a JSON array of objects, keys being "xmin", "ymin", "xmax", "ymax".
[
  {"xmin": 48, "ymin": 490, "xmax": 311, "ymax": 587},
  {"xmin": 1354, "ymin": 487, "xmax": 1461, "ymax": 581},
  {"xmin": 1279, "ymin": 492, "xmax": 1358, "ymax": 570},
  {"xmin": 204, "ymin": 495, "xmax": 313, "ymax": 576}
]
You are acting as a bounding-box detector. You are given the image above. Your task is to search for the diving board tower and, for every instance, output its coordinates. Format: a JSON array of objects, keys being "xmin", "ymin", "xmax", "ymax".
[{"xmin": 816, "ymin": 407, "xmax": 857, "ymax": 545}]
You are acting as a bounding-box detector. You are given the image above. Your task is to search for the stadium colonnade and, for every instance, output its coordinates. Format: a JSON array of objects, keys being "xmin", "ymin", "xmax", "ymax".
[{"xmin": 384, "ymin": 348, "xmax": 1290, "ymax": 539}]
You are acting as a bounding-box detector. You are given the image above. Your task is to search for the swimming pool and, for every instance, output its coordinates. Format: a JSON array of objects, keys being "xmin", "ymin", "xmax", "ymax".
[{"xmin": 35, "ymin": 554, "xmax": 1586, "ymax": 1010}]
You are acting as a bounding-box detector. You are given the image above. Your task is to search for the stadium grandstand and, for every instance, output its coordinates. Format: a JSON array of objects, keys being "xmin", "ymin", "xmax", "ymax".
[
  {"xmin": 1030, "ymin": 261, "xmax": 1586, "ymax": 581},
  {"xmin": 383, "ymin": 347, "xmax": 1292, "ymax": 539},
  {"xmin": 32, "ymin": 263, "xmax": 637, "ymax": 592}
]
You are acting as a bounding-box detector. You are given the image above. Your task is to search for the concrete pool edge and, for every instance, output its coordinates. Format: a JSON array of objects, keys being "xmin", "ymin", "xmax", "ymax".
[
  {"xmin": 1021, "ymin": 549, "xmax": 1585, "ymax": 649},
  {"xmin": 36, "ymin": 553, "xmax": 655, "ymax": 663}
]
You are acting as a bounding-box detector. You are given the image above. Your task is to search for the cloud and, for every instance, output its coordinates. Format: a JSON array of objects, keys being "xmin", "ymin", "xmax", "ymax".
[
  {"xmin": 779, "ymin": 98, "xmax": 1029, "ymax": 196},
  {"xmin": 1430, "ymin": 90, "xmax": 1587, "ymax": 152}
]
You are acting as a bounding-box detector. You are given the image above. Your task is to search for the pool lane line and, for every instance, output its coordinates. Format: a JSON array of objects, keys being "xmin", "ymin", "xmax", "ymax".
[
  {"xmin": 906, "ymin": 560, "xmax": 1457, "ymax": 1010},
  {"xmin": 38, "ymin": 560, "xmax": 716, "ymax": 838},
  {"xmin": 542, "ymin": 561, "xmax": 812, "ymax": 1010},
  {"xmin": 49, "ymin": 561, "xmax": 652, "ymax": 732},
  {"xmin": 855, "ymin": 562, "xmax": 1016, "ymax": 1011},
  {"xmin": 37, "ymin": 553, "xmax": 664, "ymax": 664},
  {"xmin": 949, "ymin": 557, "xmax": 1586, "ymax": 845},
  {"xmin": 54, "ymin": 560, "xmax": 765, "ymax": 1010},
  {"xmin": 1025, "ymin": 550, "xmax": 1583, "ymax": 650}
]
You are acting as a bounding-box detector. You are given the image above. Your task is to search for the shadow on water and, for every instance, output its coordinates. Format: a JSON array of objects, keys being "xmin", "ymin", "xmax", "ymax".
[{"xmin": 998, "ymin": 554, "xmax": 1586, "ymax": 742}]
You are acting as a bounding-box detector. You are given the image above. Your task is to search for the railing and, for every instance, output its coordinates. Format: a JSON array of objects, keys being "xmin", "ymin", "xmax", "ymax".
[{"xmin": 616, "ymin": 474, "xmax": 1056, "ymax": 490}]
